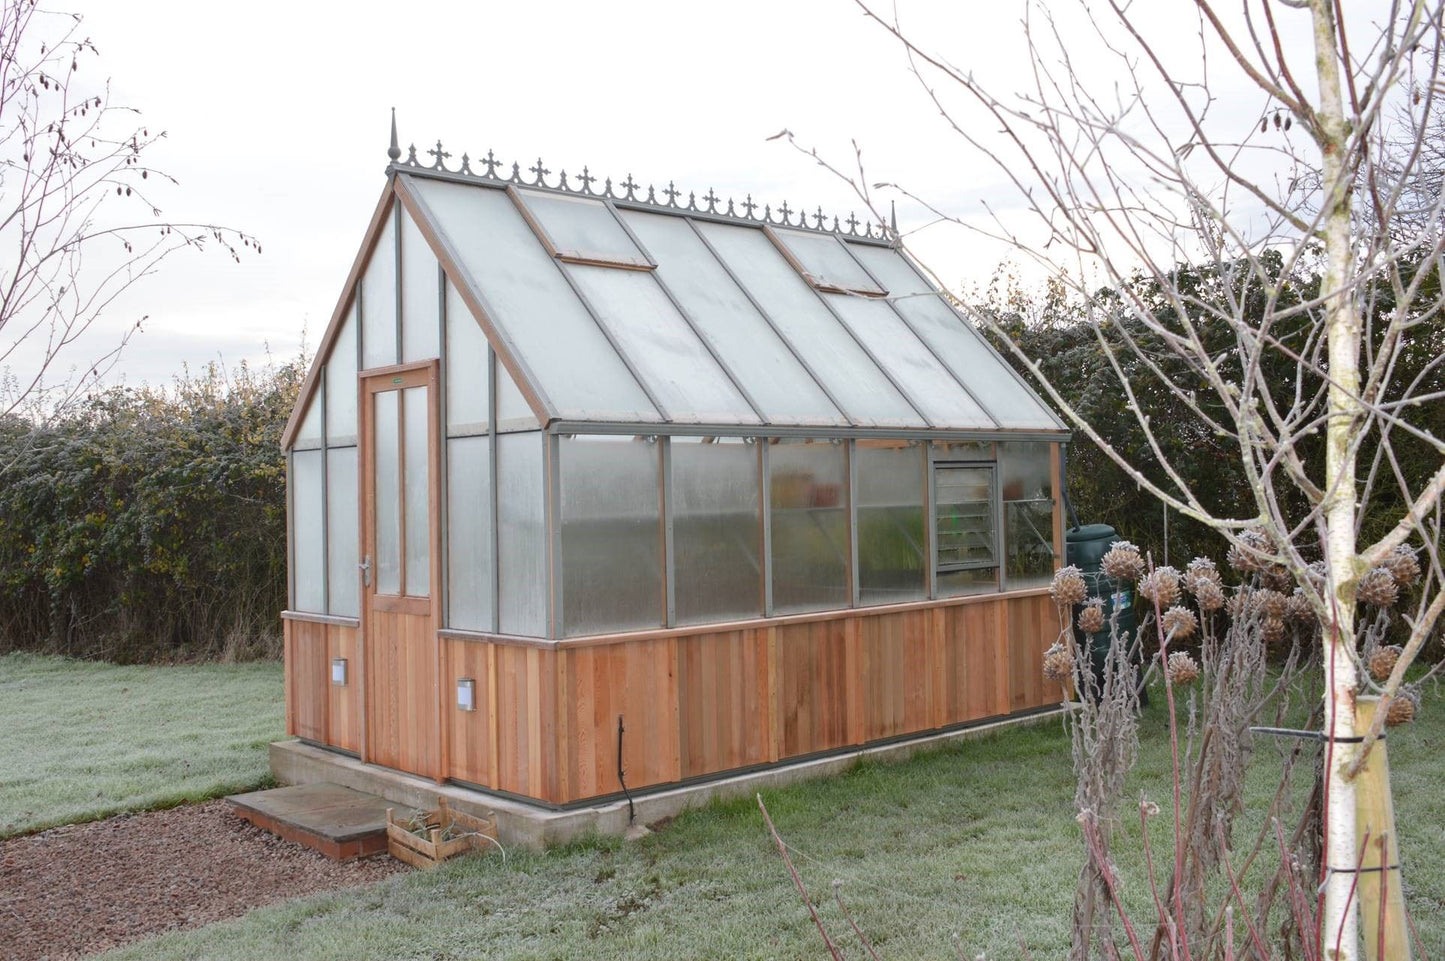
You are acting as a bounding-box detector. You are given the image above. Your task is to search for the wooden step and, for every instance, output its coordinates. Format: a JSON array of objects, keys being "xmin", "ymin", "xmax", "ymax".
[{"xmin": 227, "ymin": 782, "xmax": 417, "ymax": 861}]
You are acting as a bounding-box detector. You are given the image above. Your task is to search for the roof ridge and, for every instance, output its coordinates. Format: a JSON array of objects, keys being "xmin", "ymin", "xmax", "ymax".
[{"xmin": 385, "ymin": 122, "xmax": 898, "ymax": 244}]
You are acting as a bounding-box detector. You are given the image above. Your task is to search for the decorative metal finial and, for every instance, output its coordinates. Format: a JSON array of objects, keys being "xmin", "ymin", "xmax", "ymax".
[
  {"xmin": 889, "ymin": 200, "xmax": 898, "ymax": 240},
  {"xmin": 387, "ymin": 108, "xmax": 401, "ymax": 162}
]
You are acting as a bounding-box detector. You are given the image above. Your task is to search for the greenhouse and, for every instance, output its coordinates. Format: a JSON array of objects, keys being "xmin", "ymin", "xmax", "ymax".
[{"xmin": 279, "ymin": 128, "xmax": 1070, "ymax": 807}]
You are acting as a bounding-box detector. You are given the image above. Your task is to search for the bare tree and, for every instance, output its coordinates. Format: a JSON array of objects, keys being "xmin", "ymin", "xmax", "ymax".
[
  {"xmin": 782, "ymin": 1, "xmax": 1445, "ymax": 957},
  {"xmin": 0, "ymin": 0, "xmax": 255, "ymax": 418}
]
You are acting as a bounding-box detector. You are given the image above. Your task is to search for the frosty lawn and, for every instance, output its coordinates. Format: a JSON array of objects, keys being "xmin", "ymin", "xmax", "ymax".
[
  {"xmin": 99, "ymin": 686, "xmax": 1445, "ymax": 961},
  {"xmin": 0, "ymin": 653, "xmax": 284, "ymax": 837}
]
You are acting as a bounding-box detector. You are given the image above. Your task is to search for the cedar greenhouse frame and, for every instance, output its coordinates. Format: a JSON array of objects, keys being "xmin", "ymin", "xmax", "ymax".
[{"xmin": 279, "ymin": 128, "xmax": 1070, "ymax": 808}]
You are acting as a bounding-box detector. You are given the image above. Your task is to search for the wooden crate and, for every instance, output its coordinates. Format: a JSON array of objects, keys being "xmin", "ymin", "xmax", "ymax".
[{"xmin": 386, "ymin": 797, "xmax": 498, "ymax": 869}]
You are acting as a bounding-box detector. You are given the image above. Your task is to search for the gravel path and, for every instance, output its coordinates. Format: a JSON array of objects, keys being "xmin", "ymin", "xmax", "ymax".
[{"xmin": 0, "ymin": 800, "xmax": 407, "ymax": 960}]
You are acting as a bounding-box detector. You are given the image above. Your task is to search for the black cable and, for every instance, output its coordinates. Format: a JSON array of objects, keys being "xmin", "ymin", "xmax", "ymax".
[{"xmin": 617, "ymin": 714, "xmax": 635, "ymax": 825}]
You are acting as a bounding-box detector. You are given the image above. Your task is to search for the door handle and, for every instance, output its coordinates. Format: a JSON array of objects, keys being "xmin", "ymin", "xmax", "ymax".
[{"xmin": 360, "ymin": 554, "xmax": 372, "ymax": 587}]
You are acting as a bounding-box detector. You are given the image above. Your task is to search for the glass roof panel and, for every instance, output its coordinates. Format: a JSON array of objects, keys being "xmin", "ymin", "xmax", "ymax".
[
  {"xmin": 772, "ymin": 228, "xmax": 885, "ymax": 294},
  {"xmin": 565, "ymin": 263, "xmax": 761, "ymax": 425},
  {"xmin": 824, "ymin": 293, "xmax": 994, "ymax": 428},
  {"xmin": 620, "ymin": 211, "xmax": 845, "ymax": 426},
  {"xmin": 405, "ymin": 177, "xmax": 660, "ymax": 424},
  {"xmin": 515, "ymin": 189, "xmax": 652, "ymax": 268},
  {"xmin": 697, "ymin": 222, "xmax": 924, "ymax": 428},
  {"xmin": 851, "ymin": 246, "xmax": 1063, "ymax": 429}
]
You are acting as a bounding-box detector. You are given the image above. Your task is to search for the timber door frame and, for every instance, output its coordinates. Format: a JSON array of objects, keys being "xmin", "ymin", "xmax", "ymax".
[{"xmin": 358, "ymin": 359, "xmax": 445, "ymax": 780}]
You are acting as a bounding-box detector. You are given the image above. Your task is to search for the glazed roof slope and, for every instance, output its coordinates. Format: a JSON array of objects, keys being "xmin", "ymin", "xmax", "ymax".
[{"xmin": 392, "ymin": 141, "xmax": 1065, "ymax": 434}]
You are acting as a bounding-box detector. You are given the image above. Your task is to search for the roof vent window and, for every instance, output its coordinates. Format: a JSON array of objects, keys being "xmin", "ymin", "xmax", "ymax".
[
  {"xmin": 769, "ymin": 227, "xmax": 886, "ymax": 296},
  {"xmin": 513, "ymin": 188, "xmax": 655, "ymax": 270}
]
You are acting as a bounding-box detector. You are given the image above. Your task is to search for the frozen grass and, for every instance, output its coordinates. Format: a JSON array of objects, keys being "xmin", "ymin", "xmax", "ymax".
[
  {"xmin": 101, "ymin": 684, "xmax": 1445, "ymax": 961},
  {"xmin": 0, "ymin": 653, "xmax": 284, "ymax": 837}
]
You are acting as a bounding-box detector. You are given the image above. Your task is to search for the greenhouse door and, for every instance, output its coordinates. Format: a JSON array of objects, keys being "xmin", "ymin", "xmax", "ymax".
[{"xmin": 359, "ymin": 362, "xmax": 441, "ymax": 777}]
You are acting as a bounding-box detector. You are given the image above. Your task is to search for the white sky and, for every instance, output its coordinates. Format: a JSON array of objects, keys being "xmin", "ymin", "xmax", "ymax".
[{"xmin": 19, "ymin": 0, "xmax": 1363, "ymax": 389}]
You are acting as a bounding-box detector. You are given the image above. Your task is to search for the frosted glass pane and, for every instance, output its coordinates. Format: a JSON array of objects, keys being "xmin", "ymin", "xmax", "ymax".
[
  {"xmin": 774, "ymin": 229, "xmax": 884, "ymax": 294},
  {"xmin": 621, "ymin": 212, "xmax": 844, "ymax": 426},
  {"xmin": 938, "ymin": 567, "xmax": 997, "ymax": 597},
  {"xmin": 516, "ymin": 189, "xmax": 649, "ymax": 267},
  {"xmin": 406, "ymin": 178, "xmax": 659, "ymax": 422},
  {"xmin": 327, "ymin": 447, "xmax": 359, "ymax": 617},
  {"xmin": 673, "ymin": 437, "xmax": 762, "ymax": 625},
  {"xmin": 1002, "ymin": 442, "xmax": 1055, "ymax": 590},
  {"xmin": 292, "ymin": 450, "xmax": 325, "ymax": 612},
  {"xmin": 325, "ymin": 304, "xmax": 358, "ymax": 446},
  {"xmin": 933, "ymin": 440, "xmax": 993, "ymax": 461},
  {"xmin": 497, "ymin": 432, "xmax": 546, "ymax": 636},
  {"xmin": 935, "ymin": 466, "xmax": 995, "ymax": 571},
  {"xmin": 374, "ymin": 391, "xmax": 401, "ymax": 595},
  {"xmin": 294, "ymin": 395, "xmax": 322, "ymax": 450},
  {"xmin": 853, "ymin": 246, "xmax": 1062, "ymax": 429},
  {"xmin": 856, "ymin": 443, "xmax": 926, "ymax": 606},
  {"xmin": 769, "ymin": 439, "xmax": 848, "ymax": 614},
  {"xmin": 560, "ymin": 436, "xmax": 662, "ymax": 635},
  {"xmin": 825, "ymin": 293, "xmax": 993, "ymax": 428},
  {"xmin": 565, "ymin": 264, "xmax": 758, "ymax": 425},
  {"xmin": 403, "ymin": 386, "xmax": 430, "ymax": 597},
  {"xmin": 447, "ymin": 436, "xmax": 493, "ymax": 630},
  {"xmin": 361, "ymin": 210, "xmax": 398, "ymax": 370},
  {"xmin": 400, "ymin": 212, "xmax": 441, "ymax": 362},
  {"xmin": 445, "ymin": 280, "xmax": 488, "ymax": 436},
  {"xmin": 698, "ymin": 222, "xmax": 922, "ymax": 428},
  {"xmin": 496, "ymin": 358, "xmax": 539, "ymax": 432}
]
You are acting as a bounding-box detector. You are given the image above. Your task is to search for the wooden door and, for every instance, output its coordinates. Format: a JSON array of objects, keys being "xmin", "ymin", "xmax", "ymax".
[{"xmin": 360, "ymin": 362, "xmax": 442, "ymax": 777}]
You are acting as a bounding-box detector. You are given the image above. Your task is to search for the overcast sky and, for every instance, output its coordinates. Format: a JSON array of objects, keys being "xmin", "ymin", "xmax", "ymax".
[{"xmin": 16, "ymin": 0, "xmax": 1360, "ymax": 390}]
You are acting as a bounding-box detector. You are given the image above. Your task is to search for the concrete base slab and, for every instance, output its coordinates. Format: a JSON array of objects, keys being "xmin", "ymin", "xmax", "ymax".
[{"xmin": 228, "ymin": 782, "xmax": 418, "ymax": 860}]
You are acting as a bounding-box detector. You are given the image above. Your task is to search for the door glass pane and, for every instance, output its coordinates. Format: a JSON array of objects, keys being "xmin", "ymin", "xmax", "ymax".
[
  {"xmin": 497, "ymin": 432, "xmax": 546, "ymax": 636},
  {"xmin": 856, "ymin": 442, "xmax": 926, "ymax": 605},
  {"xmin": 769, "ymin": 438, "xmax": 848, "ymax": 614},
  {"xmin": 361, "ymin": 210, "xmax": 398, "ymax": 370},
  {"xmin": 560, "ymin": 435, "xmax": 662, "ymax": 636},
  {"xmin": 374, "ymin": 390, "xmax": 401, "ymax": 594},
  {"xmin": 292, "ymin": 450, "xmax": 325, "ymax": 612},
  {"xmin": 327, "ymin": 447, "xmax": 359, "ymax": 617},
  {"xmin": 673, "ymin": 437, "xmax": 762, "ymax": 625},
  {"xmin": 447, "ymin": 436, "xmax": 492, "ymax": 630},
  {"xmin": 934, "ymin": 465, "xmax": 996, "ymax": 596},
  {"xmin": 325, "ymin": 304, "xmax": 358, "ymax": 445},
  {"xmin": 403, "ymin": 386, "xmax": 430, "ymax": 596},
  {"xmin": 445, "ymin": 280, "xmax": 488, "ymax": 436}
]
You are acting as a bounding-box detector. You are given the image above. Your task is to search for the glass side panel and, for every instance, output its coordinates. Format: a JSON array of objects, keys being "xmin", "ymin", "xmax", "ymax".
[
  {"xmin": 496, "ymin": 357, "xmax": 539, "ymax": 432},
  {"xmin": 856, "ymin": 442, "xmax": 926, "ymax": 606},
  {"xmin": 497, "ymin": 431, "xmax": 547, "ymax": 636},
  {"xmin": 292, "ymin": 449, "xmax": 325, "ymax": 613},
  {"xmin": 446, "ymin": 436, "xmax": 493, "ymax": 631},
  {"xmin": 402, "ymin": 386, "xmax": 430, "ymax": 597},
  {"xmin": 769, "ymin": 439, "xmax": 848, "ymax": 614},
  {"xmin": 559, "ymin": 436, "xmax": 662, "ymax": 636},
  {"xmin": 326, "ymin": 446, "xmax": 359, "ymax": 618},
  {"xmin": 324, "ymin": 304, "xmax": 358, "ymax": 446},
  {"xmin": 672, "ymin": 437, "xmax": 762, "ymax": 625},
  {"xmin": 697, "ymin": 222, "xmax": 922, "ymax": 428},
  {"xmin": 405, "ymin": 178, "xmax": 659, "ymax": 423},
  {"xmin": 565, "ymin": 263, "xmax": 759, "ymax": 425},
  {"xmin": 825, "ymin": 293, "xmax": 993, "ymax": 428},
  {"xmin": 1001, "ymin": 442, "xmax": 1056, "ymax": 590},
  {"xmin": 360, "ymin": 209, "xmax": 398, "ymax": 370},
  {"xmin": 444, "ymin": 279, "xmax": 488, "ymax": 436},
  {"xmin": 934, "ymin": 465, "xmax": 995, "ymax": 572},
  {"xmin": 620, "ymin": 212, "xmax": 844, "ymax": 427},
  {"xmin": 938, "ymin": 567, "xmax": 998, "ymax": 596},
  {"xmin": 932, "ymin": 440, "xmax": 993, "ymax": 461},
  {"xmin": 515, "ymin": 189, "xmax": 651, "ymax": 267},
  {"xmin": 852, "ymin": 246, "xmax": 1062, "ymax": 429},
  {"xmin": 400, "ymin": 212, "xmax": 441, "ymax": 363},
  {"xmin": 294, "ymin": 395, "xmax": 322, "ymax": 450},
  {"xmin": 373, "ymin": 390, "xmax": 401, "ymax": 595},
  {"xmin": 773, "ymin": 228, "xmax": 884, "ymax": 294}
]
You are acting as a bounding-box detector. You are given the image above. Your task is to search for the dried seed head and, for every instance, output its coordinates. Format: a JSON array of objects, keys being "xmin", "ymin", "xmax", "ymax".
[
  {"xmin": 1077, "ymin": 600, "xmax": 1105, "ymax": 635},
  {"xmin": 1050, "ymin": 565, "xmax": 1088, "ymax": 607},
  {"xmin": 1140, "ymin": 566, "xmax": 1181, "ymax": 608},
  {"xmin": 1357, "ymin": 567, "xmax": 1399, "ymax": 609},
  {"xmin": 1185, "ymin": 557, "xmax": 1222, "ymax": 595},
  {"xmin": 1228, "ymin": 588, "xmax": 1253, "ymax": 619},
  {"xmin": 1385, "ymin": 692, "xmax": 1418, "ymax": 727},
  {"xmin": 1194, "ymin": 578, "xmax": 1226, "ymax": 613},
  {"xmin": 1162, "ymin": 605, "xmax": 1199, "ymax": 641},
  {"xmin": 1042, "ymin": 642, "xmax": 1075, "ymax": 683},
  {"xmin": 1227, "ymin": 527, "xmax": 1274, "ymax": 574},
  {"xmin": 1262, "ymin": 565, "xmax": 1294, "ymax": 594},
  {"xmin": 1306, "ymin": 560, "xmax": 1329, "ymax": 589},
  {"xmin": 1287, "ymin": 588, "xmax": 1317, "ymax": 624},
  {"xmin": 1262, "ymin": 616, "xmax": 1287, "ymax": 645},
  {"xmin": 1254, "ymin": 588, "xmax": 1289, "ymax": 620},
  {"xmin": 1383, "ymin": 546, "xmax": 1421, "ymax": 589},
  {"xmin": 1368, "ymin": 644, "xmax": 1403, "ymax": 682},
  {"xmin": 1101, "ymin": 541, "xmax": 1145, "ymax": 582},
  {"xmin": 1166, "ymin": 650, "xmax": 1200, "ymax": 686}
]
